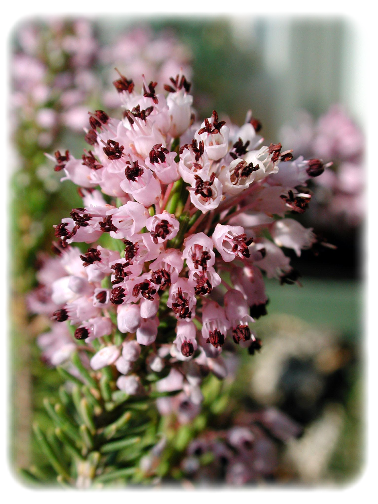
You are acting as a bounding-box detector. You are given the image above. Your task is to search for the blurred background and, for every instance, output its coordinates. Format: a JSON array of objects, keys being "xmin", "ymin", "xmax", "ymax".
[{"xmin": 9, "ymin": 16, "xmax": 363, "ymax": 485}]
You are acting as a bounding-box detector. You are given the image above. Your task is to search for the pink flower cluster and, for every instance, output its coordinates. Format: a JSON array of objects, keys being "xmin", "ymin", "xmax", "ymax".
[
  {"xmin": 29, "ymin": 71, "xmax": 323, "ymax": 406},
  {"xmin": 280, "ymin": 105, "xmax": 364, "ymax": 227}
]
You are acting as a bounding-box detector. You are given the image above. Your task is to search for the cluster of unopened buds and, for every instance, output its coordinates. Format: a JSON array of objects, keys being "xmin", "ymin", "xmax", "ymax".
[{"xmin": 29, "ymin": 71, "xmax": 325, "ymax": 414}]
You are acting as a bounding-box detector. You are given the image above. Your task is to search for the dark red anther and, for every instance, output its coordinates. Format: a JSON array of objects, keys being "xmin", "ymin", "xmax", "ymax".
[
  {"xmin": 85, "ymin": 129, "xmax": 98, "ymax": 145},
  {"xmin": 230, "ymin": 160, "xmax": 259, "ymax": 184},
  {"xmin": 306, "ymin": 159, "xmax": 325, "ymax": 177},
  {"xmin": 149, "ymin": 144, "xmax": 169, "ymax": 164},
  {"xmin": 249, "ymin": 117, "xmax": 262, "ymax": 132},
  {"xmin": 95, "ymin": 291, "xmax": 108, "ymax": 304},
  {"xmin": 125, "ymin": 160, "xmax": 144, "ymax": 181},
  {"xmin": 94, "ymin": 110, "xmax": 109, "ymax": 124},
  {"xmin": 103, "ymin": 139, "xmax": 124, "ymax": 160},
  {"xmin": 110, "ymin": 286, "xmax": 126, "ymax": 305},
  {"xmin": 80, "ymin": 248, "xmax": 101, "ymax": 267},
  {"xmin": 181, "ymin": 340, "xmax": 194, "ymax": 357},
  {"xmin": 230, "ymin": 138, "xmax": 250, "ymax": 160},
  {"xmin": 70, "ymin": 208, "xmax": 92, "ymax": 227},
  {"xmin": 150, "ymin": 220, "xmax": 171, "ymax": 244},
  {"xmin": 280, "ymin": 190, "xmax": 311, "ymax": 214},
  {"xmin": 123, "ymin": 240, "xmax": 139, "ymax": 264},
  {"xmin": 268, "ymin": 143, "xmax": 282, "ymax": 163},
  {"xmin": 111, "ymin": 262, "xmax": 132, "ymax": 285},
  {"xmin": 113, "ymin": 70, "xmax": 135, "ymax": 94},
  {"xmin": 172, "ymin": 288, "xmax": 191, "ymax": 319},
  {"xmin": 206, "ymin": 329, "xmax": 225, "ymax": 348},
  {"xmin": 89, "ymin": 115, "xmax": 102, "ymax": 130},
  {"xmin": 248, "ymin": 337, "xmax": 262, "ymax": 355},
  {"xmin": 132, "ymin": 280, "xmax": 157, "ymax": 301},
  {"xmin": 151, "ymin": 269, "xmax": 171, "ymax": 291},
  {"xmin": 100, "ymin": 215, "xmax": 118, "ymax": 233},
  {"xmin": 164, "ymin": 74, "xmax": 191, "ymax": 93},
  {"xmin": 54, "ymin": 150, "xmax": 70, "ymax": 172},
  {"xmin": 128, "ymin": 104, "xmax": 154, "ymax": 122},
  {"xmin": 179, "ymin": 139, "xmax": 204, "ymax": 162},
  {"xmin": 143, "ymin": 81, "xmax": 158, "ymax": 104},
  {"xmin": 51, "ymin": 308, "xmax": 69, "ymax": 322},
  {"xmin": 231, "ymin": 234, "xmax": 253, "ymax": 258},
  {"xmin": 54, "ymin": 222, "xmax": 70, "ymax": 238},
  {"xmin": 75, "ymin": 327, "xmax": 89, "ymax": 340},
  {"xmin": 194, "ymin": 273, "xmax": 212, "ymax": 296},
  {"xmin": 199, "ymin": 110, "xmax": 226, "ymax": 134},
  {"xmin": 82, "ymin": 150, "xmax": 103, "ymax": 170},
  {"xmin": 232, "ymin": 324, "xmax": 251, "ymax": 344},
  {"xmin": 194, "ymin": 173, "xmax": 216, "ymax": 200},
  {"xmin": 192, "ymin": 249, "xmax": 212, "ymax": 270},
  {"xmin": 280, "ymin": 151, "xmax": 294, "ymax": 162}
]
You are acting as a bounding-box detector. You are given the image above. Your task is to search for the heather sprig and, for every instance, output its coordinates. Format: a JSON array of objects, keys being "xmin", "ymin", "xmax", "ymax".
[{"xmin": 26, "ymin": 70, "xmax": 325, "ymax": 486}]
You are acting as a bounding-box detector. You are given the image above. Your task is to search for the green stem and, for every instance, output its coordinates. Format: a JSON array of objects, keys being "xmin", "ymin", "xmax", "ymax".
[{"xmin": 165, "ymin": 179, "xmax": 183, "ymax": 214}]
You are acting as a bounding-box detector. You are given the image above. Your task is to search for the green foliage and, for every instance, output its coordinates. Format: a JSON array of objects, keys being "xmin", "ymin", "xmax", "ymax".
[{"xmin": 23, "ymin": 365, "xmax": 163, "ymax": 487}]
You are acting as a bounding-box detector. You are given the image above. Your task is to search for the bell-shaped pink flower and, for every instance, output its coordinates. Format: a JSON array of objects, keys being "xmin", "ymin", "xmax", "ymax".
[
  {"xmin": 166, "ymin": 88, "xmax": 193, "ymax": 137},
  {"xmin": 156, "ymin": 368, "xmax": 184, "ymax": 392},
  {"xmin": 230, "ymin": 265, "xmax": 268, "ymax": 318},
  {"xmin": 212, "ymin": 224, "xmax": 253, "ymax": 262},
  {"xmin": 106, "ymin": 201, "xmax": 149, "ymax": 239},
  {"xmin": 85, "ymin": 316, "xmax": 113, "ymax": 341},
  {"xmin": 120, "ymin": 160, "xmax": 161, "ymax": 207},
  {"xmin": 178, "ymin": 141, "xmax": 210, "ymax": 185},
  {"xmin": 224, "ymin": 289, "xmax": 254, "ymax": 344},
  {"xmin": 117, "ymin": 303, "xmax": 141, "ymax": 334},
  {"xmin": 218, "ymin": 158, "xmax": 260, "ymax": 195},
  {"xmin": 67, "ymin": 275, "xmax": 92, "ymax": 297},
  {"xmin": 254, "ymin": 238, "xmax": 291, "ymax": 279},
  {"xmin": 195, "ymin": 111, "xmax": 230, "ymax": 161},
  {"xmin": 146, "ymin": 211, "xmax": 180, "ymax": 244},
  {"xmin": 92, "ymin": 288, "xmax": 111, "ymax": 308},
  {"xmin": 271, "ymin": 219, "xmax": 316, "ymax": 257},
  {"xmin": 66, "ymin": 297, "xmax": 100, "ymax": 325},
  {"xmin": 189, "ymin": 173, "xmax": 223, "ymax": 213},
  {"xmin": 122, "ymin": 233, "xmax": 163, "ymax": 266},
  {"xmin": 124, "ymin": 116, "xmax": 166, "ymax": 159},
  {"xmin": 183, "ymin": 232, "xmax": 215, "ymax": 270},
  {"xmin": 136, "ymin": 316, "xmax": 159, "ymax": 345},
  {"xmin": 145, "ymin": 144, "xmax": 180, "ymax": 184},
  {"xmin": 201, "ymin": 300, "xmax": 230, "ymax": 349},
  {"xmin": 174, "ymin": 320, "xmax": 198, "ymax": 358},
  {"xmin": 167, "ymin": 278, "xmax": 196, "ymax": 321},
  {"xmin": 51, "ymin": 276, "xmax": 75, "ymax": 305},
  {"xmin": 140, "ymin": 297, "xmax": 160, "ymax": 319},
  {"xmin": 188, "ymin": 267, "xmax": 221, "ymax": 296}
]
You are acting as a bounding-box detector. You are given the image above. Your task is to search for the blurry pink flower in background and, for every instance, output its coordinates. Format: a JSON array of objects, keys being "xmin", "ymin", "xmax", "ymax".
[{"xmin": 280, "ymin": 105, "xmax": 364, "ymax": 228}]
